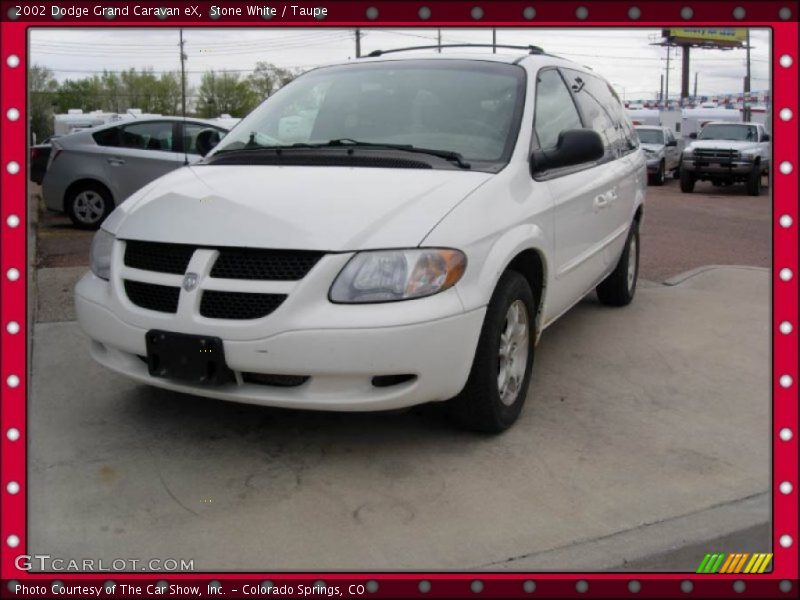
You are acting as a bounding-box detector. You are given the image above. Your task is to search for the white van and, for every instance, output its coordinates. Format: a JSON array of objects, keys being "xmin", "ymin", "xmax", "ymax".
[{"xmin": 76, "ymin": 49, "xmax": 646, "ymax": 432}]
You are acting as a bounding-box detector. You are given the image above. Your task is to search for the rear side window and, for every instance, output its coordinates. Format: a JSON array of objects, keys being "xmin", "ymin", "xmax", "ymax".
[
  {"xmin": 93, "ymin": 127, "xmax": 120, "ymax": 147},
  {"xmin": 119, "ymin": 121, "xmax": 175, "ymax": 152},
  {"xmin": 533, "ymin": 69, "xmax": 583, "ymax": 150}
]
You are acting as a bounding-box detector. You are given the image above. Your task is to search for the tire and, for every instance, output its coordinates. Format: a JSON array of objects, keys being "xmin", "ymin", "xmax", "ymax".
[
  {"xmin": 746, "ymin": 166, "xmax": 762, "ymax": 196},
  {"xmin": 653, "ymin": 160, "xmax": 666, "ymax": 186},
  {"xmin": 679, "ymin": 169, "xmax": 695, "ymax": 193},
  {"xmin": 596, "ymin": 221, "xmax": 639, "ymax": 307},
  {"xmin": 65, "ymin": 183, "xmax": 113, "ymax": 229},
  {"xmin": 448, "ymin": 271, "xmax": 536, "ymax": 433}
]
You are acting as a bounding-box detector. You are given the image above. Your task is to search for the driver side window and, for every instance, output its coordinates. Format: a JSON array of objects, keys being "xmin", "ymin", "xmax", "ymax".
[{"xmin": 534, "ymin": 69, "xmax": 583, "ymax": 151}]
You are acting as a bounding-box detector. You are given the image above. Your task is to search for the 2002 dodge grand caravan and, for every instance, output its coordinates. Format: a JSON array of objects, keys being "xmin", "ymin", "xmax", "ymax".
[{"xmin": 76, "ymin": 47, "xmax": 646, "ymax": 432}]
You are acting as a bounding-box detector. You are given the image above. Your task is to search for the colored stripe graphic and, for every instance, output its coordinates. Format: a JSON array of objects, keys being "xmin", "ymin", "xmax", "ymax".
[
  {"xmin": 757, "ymin": 553, "xmax": 773, "ymax": 573},
  {"xmin": 698, "ymin": 552, "xmax": 773, "ymax": 573},
  {"xmin": 696, "ymin": 554, "xmax": 712, "ymax": 573},
  {"xmin": 710, "ymin": 553, "xmax": 726, "ymax": 573}
]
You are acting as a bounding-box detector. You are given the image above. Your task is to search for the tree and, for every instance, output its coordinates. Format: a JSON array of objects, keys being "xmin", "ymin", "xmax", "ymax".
[
  {"xmin": 248, "ymin": 61, "xmax": 296, "ymax": 102},
  {"xmin": 28, "ymin": 64, "xmax": 58, "ymax": 142},
  {"xmin": 196, "ymin": 70, "xmax": 259, "ymax": 118}
]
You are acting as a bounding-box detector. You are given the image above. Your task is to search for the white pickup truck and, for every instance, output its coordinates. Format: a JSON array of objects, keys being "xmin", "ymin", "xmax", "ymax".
[{"xmin": 679, "ymin": 121, "xmax": 770, "ymax": 196}]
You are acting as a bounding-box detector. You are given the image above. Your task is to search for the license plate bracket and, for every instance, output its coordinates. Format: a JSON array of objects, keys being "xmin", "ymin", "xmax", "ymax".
[{"xmin": 145, "ymin": 330, "xmax": 234, "ymax": 385}]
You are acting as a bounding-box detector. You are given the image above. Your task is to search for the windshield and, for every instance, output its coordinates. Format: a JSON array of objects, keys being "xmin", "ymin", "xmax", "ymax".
[
  {"xmin": 698, "ymin": 124, "xmax": 758, "ymax": 141},
  {"xmin": 635, "ymin": 129, "xmax": 664, "ymax": 145},
  {"xmin": 211, "ymin": 59, "xmax": 526, "ymax": 169}
]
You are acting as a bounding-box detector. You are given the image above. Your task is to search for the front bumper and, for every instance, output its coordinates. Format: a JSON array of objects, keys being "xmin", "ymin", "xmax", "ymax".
[
  {"xmin": 681, "ymin": 159, "xmax": 754, "ymax": 175},
  {"xmin": 645, "ymin": 157, "xmax": 662, "ymax": 173},
  {"xmin": 75, "ymin": 272, "xmax": 485, "ymax": 411}
]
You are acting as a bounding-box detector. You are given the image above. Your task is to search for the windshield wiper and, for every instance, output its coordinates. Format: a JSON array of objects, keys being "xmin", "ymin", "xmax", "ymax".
[
  {"xmin": 308, "ymin": 139, "xmax": 472, "ymax": 169},
  {"xmin": 210, "ymin": 138, "xmax": 472, "ymax": 169}
]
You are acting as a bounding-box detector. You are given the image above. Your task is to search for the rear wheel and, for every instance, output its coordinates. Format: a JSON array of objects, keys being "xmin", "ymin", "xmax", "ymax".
[
  {"xmin": 680, "ymin": 169, "xmax": 696, "ymax": 193},
  {"xmin": 596, "ymin": 221, "xmax": 639, "ymax": 307},
  {"xmin": 66, "ymin": 183, "xmax": 113, "ymax": 229},
  {"xmin": 653, "ymin": 160, "xmax": 666, "ymax": 186},
  {"xmin": 448, "ymin": 271, "xmax": 536, "ymax": 433}
]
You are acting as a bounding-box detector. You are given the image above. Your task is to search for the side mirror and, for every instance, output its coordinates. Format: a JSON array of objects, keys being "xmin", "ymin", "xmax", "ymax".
[
  {"xmin": 689, "ymin": 132, "xmax": 698, "ymax": 139},
  {"xmin": 666, "ymin": 139, "xmax": 678, "ymax": 147},
  {"xmin": 195, "ymin": 128, "xmax": 222, "ymax": 157},
  {"xmin": 531, "ymin": 129, "xmax": 604, "ymax": 174},
  {"xmin": 762, "ymin": 133, "xmax": 770, "ymax": 142}
]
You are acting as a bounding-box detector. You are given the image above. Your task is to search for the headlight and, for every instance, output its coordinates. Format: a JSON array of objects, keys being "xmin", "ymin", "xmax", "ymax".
[
  {"xmin": 330, "ymin": 248, "xmax": 467, "ymax": 303},
  {"xmin": 90, "ymin": 229, "xmax": 115, "ymax": 280},
  {"xmin": 740, "ymin": 151, "xmax": 756, "ymax": 161},
  {"xmin": 682, "ymin": 148, "xmax": 694, "ymax": 157},
  {"xmin": 643, "ymin": 148, "xmax": 655, "ymax": 156}
]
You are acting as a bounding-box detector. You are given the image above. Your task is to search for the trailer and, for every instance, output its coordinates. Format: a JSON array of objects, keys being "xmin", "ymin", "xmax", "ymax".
[
  {"xmin": 625, "ymin": 108, "xmax": 661, "ymax": 126},
  {"xmin": 680, "ymin": 107, "xmax": 741, "ymax": 141}
]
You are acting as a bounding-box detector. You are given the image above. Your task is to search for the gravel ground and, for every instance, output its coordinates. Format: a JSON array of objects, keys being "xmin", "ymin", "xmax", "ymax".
[{"xmin": 32, "ymin": 177, "xmax": 771, "ymax": 282}]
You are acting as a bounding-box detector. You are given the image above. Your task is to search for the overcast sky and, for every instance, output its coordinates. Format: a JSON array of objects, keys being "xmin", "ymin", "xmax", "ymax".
[{"xmin": 30, "ymin": 27, "xmax": 770, "ymax": 101}]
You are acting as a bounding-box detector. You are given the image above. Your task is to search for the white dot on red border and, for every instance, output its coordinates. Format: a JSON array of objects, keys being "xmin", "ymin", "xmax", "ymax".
[
  {"xmin": 779, "ymin": 161, "xmax": 793, "ymax": 175},
  {"xmin": 6, "ymin": 268, "xmax": 20, "ymax": 282},
  {"xmin": 780, "ymin": 108, "xmax": 793, "ymax": 121},
  {"xmin": 6, "ymin": 214, "xmax": 20, "ymax": 228},
  {"xmin": 6, "ymin": 321, "xmax": 20, "ymax": 335},
  {"xmin": 779, "ymin": 214, "xmax": 793, "ymax": 228},
  {"xmin": 6, "ymin": 54, "xmax": 20, "ymax": 68},
  {"xmin": 6, "ymin": 481, "xmax": 19, "ymax": 495},
  {"xmin": 779, "ymin": 55, "xmax": 793, "ymax": 68},
  {"xmin": 6, "ymin": 428, "xmax": 21, "ymax": 442},
  {"xmin": 780, "ymin": 268, "xmax": 793, "ymax": 282},
  {"xmin": 6, "ymin": 161, "xmax": 20, "ymax": 175},
  {"xmin": 6, "ymin": 108, "xmax": 19, "ymax": 121},
  {"xmin": 779, "ymin": 534, "xmax": 793, "ymax": 548},
  {"xmin": 6, "ymin": 535, "xmax": 19, "ymax": 548},
  {"xmin": 779, "ymin": 481, "xmax": 793, "ymax": 494},
  {"xmin": 6, "ymin": 375, "xmax": 19, "ymax": 388},
  {"xmin": 779, "ymin": 375, "xmax": 793, "ymax": 388},
  {"xmin": 779, "ymin": 428, "xmax": 793, "ymax": 441},
  {"xmin": 779, "ymin": 321, "xmax": 793, "ymax": 335}
]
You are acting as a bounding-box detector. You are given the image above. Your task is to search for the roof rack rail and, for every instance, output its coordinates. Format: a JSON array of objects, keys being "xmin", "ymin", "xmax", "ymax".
[{"xmin": 365, "ymin": 44, "xmax": 545, "ymax": 58}]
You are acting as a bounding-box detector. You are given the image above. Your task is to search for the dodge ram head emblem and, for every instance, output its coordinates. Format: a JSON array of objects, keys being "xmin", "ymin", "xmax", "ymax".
[{"xmin": 182, "ymin": 272, "xmax": 199, "ymax": 292}]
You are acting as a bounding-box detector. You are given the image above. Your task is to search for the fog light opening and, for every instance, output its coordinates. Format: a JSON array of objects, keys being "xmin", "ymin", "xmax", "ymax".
[{"xmin": 371, "ymin": 374, "xmax": 417, "ymax": 388}]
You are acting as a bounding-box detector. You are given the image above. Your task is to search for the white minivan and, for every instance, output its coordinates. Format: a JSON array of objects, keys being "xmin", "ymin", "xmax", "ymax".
[{"xmin": 76, "ymin": 48, "xmax": 647, "ymax": 432}]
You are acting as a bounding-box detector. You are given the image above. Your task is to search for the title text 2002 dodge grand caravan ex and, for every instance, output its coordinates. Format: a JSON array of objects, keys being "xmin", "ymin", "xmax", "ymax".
[{"xmin": 76, "ymin": 48, "xmax": 646, "ymax": 432}]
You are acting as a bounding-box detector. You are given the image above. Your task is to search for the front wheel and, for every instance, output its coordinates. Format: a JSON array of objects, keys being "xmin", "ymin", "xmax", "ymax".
[
  {"xmin": 746, "ymin": 166, "xmax": 762, "ymax": 196},
  {"xmin": 448, "ymin": 271, "xmax": 536, "ymax": 433},
  {"xmin": 596, "ymin": 221, "xmax": 639, "ymax": 307},
  {"xmin": 680, "ymin": 169, "xmax": 696, "ymax": 193},
  {"xmin": 653, "ymin": 160, "xmax": 666, "ymax": 186}
]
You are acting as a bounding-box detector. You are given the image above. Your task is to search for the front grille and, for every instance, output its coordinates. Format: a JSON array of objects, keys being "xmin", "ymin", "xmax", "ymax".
[
  {"xmin": 124, "ymin": 280, "xmax": 180, "ymax": 313},
  {"xmin": 200, "ymin": 291, "xmax": 286, "ymax": 320},
  {"xmin": 124, "ymin": 241, "xmax": 195, "ymax": 274},
  {"xmin": 210, "ymin": 249, "xmax": 324, "ymax": 281},
  {"xmin": 693, "ymin": 148, "xmax": 740, "ymax": 161}
]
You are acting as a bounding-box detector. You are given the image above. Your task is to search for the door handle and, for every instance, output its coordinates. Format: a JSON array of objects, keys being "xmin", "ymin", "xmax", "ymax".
[
  {"xmin": 593, "ymin": 194, "xmax": 609, "ymax": 209},
  {"xmin": 107, "ymin": 157, "xmax": 125, "ymax": 166},
  {"xmin": 604, "ymin": 189, "xmax": 618, "ymax": 203}
]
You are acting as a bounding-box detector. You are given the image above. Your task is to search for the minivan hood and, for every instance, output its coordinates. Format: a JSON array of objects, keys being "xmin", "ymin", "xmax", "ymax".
[
  {"xmin": 687, "ymin": 140, "xmax": 760, "ymax": 152},
  {"xmin": 106, "ymin": 165, "xmax": 492, "ymax": 251}
]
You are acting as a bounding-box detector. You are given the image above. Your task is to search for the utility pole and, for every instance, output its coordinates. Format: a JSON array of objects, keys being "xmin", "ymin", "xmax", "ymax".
[
  {"xmin": 665, "ymin": 46, "xmax": 670, "ymax": 109},
  {"xmin": 355, "ymin": 28, "xmax": 361, "ymax": 58},
  {"xmin": 744, "ymin": 29, "xmax": 751, "ymax": 122},
  {"xmin": 693, "ymin": 72, "xmax": 698, "ymax": 100},
  {"xmin": 492, "ymin": 28, "xmax": 496, "ymax": 53},
  {"xmin": 437, "ymin": 29, "xmax": 441, "ymax": 53},
  {"xmin": 660, "ymin": 74, "xmax": 664, "ymax": 105},
  {"xmin": 179, "ymin": 29, "xmax": 187, "ymax": 119}
]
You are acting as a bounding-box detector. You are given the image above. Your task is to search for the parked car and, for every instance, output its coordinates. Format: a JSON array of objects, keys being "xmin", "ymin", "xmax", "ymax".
[
  {"xmin": 679, "ymin": 121, "xmax": 770, "ymax": 196},
  {"xmin": 30, "ymin": 135, "xmax": 61, "ymax": 185},
  {"xmin": 634, "ymin": 126, "xmax": 680, "ymax": 185},
  {"xmin": 42, "ymin": 117, "xmax": 230, "ymax": 228},
  {"xmin": 75, "ymin": 49, "xmax": 646, "ymax": 432}
]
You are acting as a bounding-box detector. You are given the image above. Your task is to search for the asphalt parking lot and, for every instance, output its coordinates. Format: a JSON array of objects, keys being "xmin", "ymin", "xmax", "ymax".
[{"xmin": 27, "ymin": 177, "xmax": 771, "ymax": 571}]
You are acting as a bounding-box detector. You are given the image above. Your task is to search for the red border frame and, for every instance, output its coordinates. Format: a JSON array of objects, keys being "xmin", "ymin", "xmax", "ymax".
[{"xmin": 1, "ymin": 1, "xmax": 797, "ymax": 598}]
